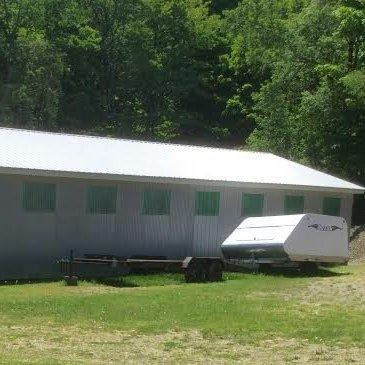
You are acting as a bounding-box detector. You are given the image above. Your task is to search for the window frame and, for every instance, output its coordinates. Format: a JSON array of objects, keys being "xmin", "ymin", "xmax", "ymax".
[
  {"xmin": 195, "ymin": 191, "xmax": 220, "ymax": 216},
  {"xmin": 86, "ymin": 185, "xmax": 118, "ymax": 215},
  {"xmin": 322, "ymin": 197, "xmax": 341, "ymax": 217},
  {"xmin": 284, "ymin": 195, "xmax": 304, "ymax": 214},
  {"xmin": 142, "ymin": 189, "xmax": 171, "ymax": 216},
  {"xmin": 22, "ymin": 182, "xmax": 56, "ymax": 213},
  {"xmin": 241, "ymin": 193, "xmax": 264, "ymax": 217}
]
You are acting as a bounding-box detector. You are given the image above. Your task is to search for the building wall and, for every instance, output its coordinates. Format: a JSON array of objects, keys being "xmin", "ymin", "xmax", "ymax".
[{"xmin": 0, "ymin": 174, "xmax": 354, "ymax": 279}]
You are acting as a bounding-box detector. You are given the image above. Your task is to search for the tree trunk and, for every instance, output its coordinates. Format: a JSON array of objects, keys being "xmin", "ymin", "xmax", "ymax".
[
  {"xmin": 353, "ymin": 38, "xmax": 359, "ymax": 70},
  {"xmin": 348, "ymin": 39, "xmax": 355, "ymax": 71}
]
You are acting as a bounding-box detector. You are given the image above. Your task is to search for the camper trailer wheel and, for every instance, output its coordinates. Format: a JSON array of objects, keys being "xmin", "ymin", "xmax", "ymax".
[
  {"xmin": 300, "ymin": 262, "xmax": 317, "ymax": 275},
  {"xmin": 185, "ymin": 260, "xmax": 206, "ymax": 283},
  {"xmin": 207, "ymin": 261, "xmax": 223, "ymax": 282}
]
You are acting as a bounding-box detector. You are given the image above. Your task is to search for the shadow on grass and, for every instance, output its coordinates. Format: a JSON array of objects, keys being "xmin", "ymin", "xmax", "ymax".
[
  {"xmin": 85, "ymin": 267, "xmax": 347, "ymax": 288},
  {"xmin": 0, "ymin": 277, "xmax": 63, "ymax": 286},
  {"xmin": 84, "ymin": 271, "xmax": 186, "ymax": 288},
  {"xmin": 246, "ymin": 264, "xmax": 352, "ymax": 278},
  {"xmin": 225, "ymin": 264, "xmax": 349, "ymax": 278},
  {"xmin": 0, "ymin": 276, "xmax": 141, "ymax": 288},
  {"xmin": 0, "ymin": 266, "xmax": 349, "ymax": 287},
  {"xmin": 87, "ymin": 276, "xmax": 139, "ymax": 288},
  {"xmin": 0, "ymin": 276, "xmax": 142, "ymax": 288},
  {"xmin": 266, "ymin": 267, "xmax": 349, "ymax": 278}
]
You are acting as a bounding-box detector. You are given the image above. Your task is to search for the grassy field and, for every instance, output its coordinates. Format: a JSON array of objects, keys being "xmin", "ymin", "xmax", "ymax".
[{"xmin": 0, "ymin": 264, "xmax": 364, "ymax": 364}]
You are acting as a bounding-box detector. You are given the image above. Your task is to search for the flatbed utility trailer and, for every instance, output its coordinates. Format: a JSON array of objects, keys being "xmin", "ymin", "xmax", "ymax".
[{"xmin": 58, "ymin": 251, "xmax": 223, "ymax": 285}]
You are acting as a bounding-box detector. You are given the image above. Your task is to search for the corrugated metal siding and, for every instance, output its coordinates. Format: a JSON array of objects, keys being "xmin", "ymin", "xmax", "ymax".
[
  {"xmin": 115, "ymin": 182, "xmax": 143, "ymax": 256},
  {"xmin": 167, "ymin": 185, "xmax": 195, "ymax": 258},
  {"xmin": 218, "ymin": 188, "xmax": 242, "ymax": 245},
  {"xmin": 193, "ymin": 216, "xmax": 219, "ymax": 256},
  {"xmin": 0, "ymin": 174, "xmax": 355, "ymax": 279}
]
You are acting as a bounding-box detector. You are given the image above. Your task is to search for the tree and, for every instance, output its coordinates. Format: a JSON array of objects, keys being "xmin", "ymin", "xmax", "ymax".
[
  {"xmin": 334, "ymin": 3, "xmax": 365, "ymax": 70},
  {"xmin": 244, "ymin": 0, "xmax": 365, "ymax": 183},
  {"xmin": 0, "ymin": 0, "xmax": 43, "ymax": 123},
  {"xmin": 10, "ymin": 30, "xmax": 64, "ymax": 128}
]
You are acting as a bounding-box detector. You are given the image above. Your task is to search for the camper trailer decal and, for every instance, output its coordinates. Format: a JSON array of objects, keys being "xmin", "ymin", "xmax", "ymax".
[{"xmin": 308, "ymin": 224, "xmax": 342, "ymax": 231}]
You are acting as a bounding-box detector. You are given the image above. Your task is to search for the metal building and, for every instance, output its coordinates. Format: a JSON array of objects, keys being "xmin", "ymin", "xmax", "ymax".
[{"xmin": 0, "ymin": 127, "xmax": 363, "ymax": 279}]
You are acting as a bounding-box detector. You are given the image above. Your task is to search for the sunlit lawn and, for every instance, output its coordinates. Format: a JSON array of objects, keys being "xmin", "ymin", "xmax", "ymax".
[{"xmin": 0, "ymin": 264, "xmax": 364, "ymax": 364}]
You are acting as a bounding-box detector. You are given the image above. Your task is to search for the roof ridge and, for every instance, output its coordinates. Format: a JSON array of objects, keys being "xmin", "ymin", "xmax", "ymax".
[{"xmin": 0, "ymin": 126, "xmax": 270, "ymax": 155}]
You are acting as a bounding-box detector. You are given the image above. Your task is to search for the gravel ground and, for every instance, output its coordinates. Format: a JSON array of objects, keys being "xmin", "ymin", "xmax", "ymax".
[{"xmin": 350, "ymin": 226, "xmax": 365, "ymax": 262}]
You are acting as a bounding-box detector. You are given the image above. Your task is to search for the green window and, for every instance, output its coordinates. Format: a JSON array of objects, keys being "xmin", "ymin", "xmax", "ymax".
[
  {"xmin": 242, "ymin": 193, "xmax": 264, "ymax": 217},
  {"xmin": 87, "ymin": 186, "xmax": 117, "ymax": 214},
  {"xmin": 284, "ymin": 195, "xmax": 304, "ymax": 214},
  {"xmin": 323, "ymin": 197, "xmax": 341, "ymax": 216},
  {"xmin": 22, "ymin": 182, "xmax": 56, "ymax": 212},
  {"xmin": 143, "ymin": 190, "xmax": 171, "ymax": 215},
  {"xmin": 195, "ymin": 191, "xmax": 220, "ymax": 216}
]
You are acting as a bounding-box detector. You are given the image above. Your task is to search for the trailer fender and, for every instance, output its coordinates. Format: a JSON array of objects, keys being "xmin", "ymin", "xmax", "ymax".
[
  {"xmin": 183, "ymin": 257, "xmax": 223, "ymax": 283},
  {"xmin": 182, "ymin": 257, "xmax": 194, "ymax": 270}
]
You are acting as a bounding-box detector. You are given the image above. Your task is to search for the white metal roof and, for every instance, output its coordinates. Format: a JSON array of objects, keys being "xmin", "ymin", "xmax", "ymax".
[{"xmin": 0, "ymin": 127, "xmax": 363, "ymax": 193}]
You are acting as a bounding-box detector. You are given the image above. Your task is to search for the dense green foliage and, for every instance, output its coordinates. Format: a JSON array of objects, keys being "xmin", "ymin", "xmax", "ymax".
[{"xmin": 0, "ymin": 0, "xmax": 364, "ymax": 183}]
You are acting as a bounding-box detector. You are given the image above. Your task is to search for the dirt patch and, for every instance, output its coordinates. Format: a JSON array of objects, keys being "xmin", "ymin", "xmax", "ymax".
[
  {"xmin": 0, "ymin": 325, "xmax": 364, "ymax": 364},
  {"xmin": 273, "ymin": 263, "xmax": 365, "ymax": 308},
  {"xmin": 298, "ymin": 276, "xmax": 365, "ymax": 309},
  {"xmin": 239, "ymin": 262, "xmax": 365, "ymax": 305}
]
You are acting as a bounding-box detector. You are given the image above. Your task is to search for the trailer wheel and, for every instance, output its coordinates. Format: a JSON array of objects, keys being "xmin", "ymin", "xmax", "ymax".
[
  {"xmin": 300, "ymin": 262, "xmax": 317, "ymax": 275},
  {"xmin": 185, "ymin": 260, "xmax": 206, "ymax": 283},
  {"xmin": 207, "ymin": 261, "xmax": 223, "ymax": 282},
  {"xmin": 64, "ymin": 275, "xmax": 78, "ymax": 286}
]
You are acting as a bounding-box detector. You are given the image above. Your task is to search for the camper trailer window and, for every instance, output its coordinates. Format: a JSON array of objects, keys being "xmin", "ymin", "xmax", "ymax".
[
  {"xmin": 87, "ymin": 186, "xmax": 117, "ymax": 214},
  {"xmin": 22, "ymin": 182, "xmax": 56, "ymax": 212},
  {"xmin": 284, "ymin": 195, "xmax": 304, "ymax": 214},
  {"xmin": 323, "ymin": 197, "xmax": 341, "ymax": 216},
  {"xmin": 143, "ymin": 190, "xmax": 171, "ymax": 215},
  {"xmin": 242, "ymin": 193, "xmax": 264, "ymax": 217},
  {"xmin": 195, "ymin": 192, "xmax": 220, "ymax": 216}
]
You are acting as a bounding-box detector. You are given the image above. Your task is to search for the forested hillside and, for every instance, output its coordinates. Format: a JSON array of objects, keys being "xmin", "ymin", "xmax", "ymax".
[{"xmin": 0, "ymin": 0, "xmax": 364, "ymax": 185}]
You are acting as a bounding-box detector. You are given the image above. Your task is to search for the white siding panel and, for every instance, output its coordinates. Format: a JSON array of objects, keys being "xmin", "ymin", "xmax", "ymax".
[
  {"xmin": 303, "ymin": 191, "xmax": 322, "ymax": 214},
  {"xmin": 218, "ymin": 189, "xmax": 241, "ymax": 255},
  {"xmin": 169, "ymin": 187, "xmax": 195, "ymax": 258},
  {"xmin": 115, "ymin": 183, "xmax": 143, "ymax": 256},
  {"xmin": 193, "ymin": 216, "xmax": 220, "ymax": 256},
  {"xmin": 266, "ymin": 190, "xmax": 284, "ymax": 216}
]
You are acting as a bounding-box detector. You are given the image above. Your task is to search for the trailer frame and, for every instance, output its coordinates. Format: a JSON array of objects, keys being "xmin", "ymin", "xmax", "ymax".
[{"xmin": 58, "ymin": 250, "xmax": 223, "ymax": 285}]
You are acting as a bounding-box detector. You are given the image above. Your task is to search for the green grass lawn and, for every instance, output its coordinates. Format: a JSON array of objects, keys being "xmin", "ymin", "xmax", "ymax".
[{"xmin": 0, "ymin": 264, "xmax": 364, "ymax": 364}]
